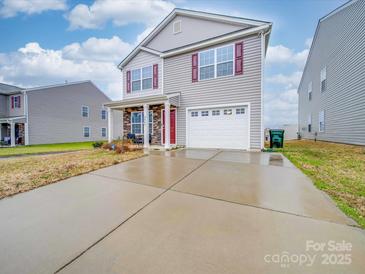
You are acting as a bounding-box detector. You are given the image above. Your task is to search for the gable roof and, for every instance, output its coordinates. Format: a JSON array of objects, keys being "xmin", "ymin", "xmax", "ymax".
[
  {"xmin": 298, "ymin": 0, "xmax": 358, "ymax": 91},
  {"xmin": 0, "ymin": 83, "xmax": 24, "ymax": 95},
  {"xmin": 118, "ymin": 8, "xmax": 272, "ymax": 69}
]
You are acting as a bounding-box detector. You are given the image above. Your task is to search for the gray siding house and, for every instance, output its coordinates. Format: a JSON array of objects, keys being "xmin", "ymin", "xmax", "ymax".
[
  {"xmin": 298, "ymin": 0, "xmax": 365, "ymax": 145},
  {"xmin": 106, "ymin": 9, "xmax": 272, "ymax": 150},
  {"xmin": 0, "ymin": 81, "xmax": 121, "ymax": 146}
]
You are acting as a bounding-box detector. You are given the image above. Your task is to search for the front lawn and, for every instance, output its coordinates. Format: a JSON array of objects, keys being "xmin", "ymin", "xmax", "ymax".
[
  {"xmin": 0, "ymin": 149, "xmax": 144, "ymax": 199},
  {"xmin": 279, "ymin": 140, "xmax": 365, "ymax": 228},
  {"xmin": 0, "ymin": 141, "xmax": 95, "ymax": 157}
]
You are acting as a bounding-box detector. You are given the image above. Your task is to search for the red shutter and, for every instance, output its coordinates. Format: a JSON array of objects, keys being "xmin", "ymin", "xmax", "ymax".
[
  {"xmin": 153, "ymin": 64, "xmax": 158, "ymax": 89},
  {"xmin": 126, "ymin": 70, "xmax": 131, "ymax": 93},
  {"xmin": 11, "ymin": 96, "xmax": 14, "ymax": 109},
  {"xmin": 235, "ymin": 42, "xmax": 243, "ymax": 75},
  {"xmin": 18, "ymin": 96, "xmax": 21, "ymax": 108},
  {"xmin": 192, "ymin": 53, "xmax": 198, "ymax": 82}
]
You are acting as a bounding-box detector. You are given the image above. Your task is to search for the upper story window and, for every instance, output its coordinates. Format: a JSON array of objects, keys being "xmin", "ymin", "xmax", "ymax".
[
  {"xmin": 11, "ymin": 95, "xmax": 21, "ymax": 109},
  {"xmin": 101, "ymin": 109, "xmax": 107, "ymax": 120},
  {"xmin": 199, "ymin": 44, "xmax": 234, "ymax": 80},
  {"xmin": 308, "ymin": 81, "xmax": 312, "ymax": 101},
  {"xmin": 82, "ymin": 106, "xmax": 89, "ymax": 118},
  {"xmin": 173, "ymin": 20, "xmax": 182, "ymax": 34},
  {"xmin": 320, "ymin": 67, "xmax": 326, "ymax": 92},
  {"xmin": 319, "ymin": 110, "xmax": 325, "ymax": 132},
  {"xmin": 131, "ymin": 66, "xmax": 152, "ymax": 92}
]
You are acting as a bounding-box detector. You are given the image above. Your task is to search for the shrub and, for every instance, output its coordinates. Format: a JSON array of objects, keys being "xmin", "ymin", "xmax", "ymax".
[{"xmin": 92, "ymin": 141, "xmax": 104, "ymax": 148}]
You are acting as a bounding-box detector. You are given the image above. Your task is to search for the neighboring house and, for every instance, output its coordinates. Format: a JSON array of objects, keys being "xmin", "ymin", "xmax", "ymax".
[
  {"xmin": 298, "ymin": 0, "xmax": 365, "ymax": 145},
  {"xmin": 0, "ymin": 81, "xmax": 121, "ymax": 146},
  {"xmin": 105, "ymin": 8, "xmax": 272, "ymax": 150}
]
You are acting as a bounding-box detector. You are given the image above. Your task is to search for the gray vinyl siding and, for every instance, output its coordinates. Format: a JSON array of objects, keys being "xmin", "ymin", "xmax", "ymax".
[
  {"xmin": 0, "ymin": 95, "xmax": 7, "ymax": 117},
  {"xmin": 146, "ymin": 15, "xmax": 247, "ymax": 52},
  {"xmin": 164, "ymin": 35, "xmax": 262, "ymax": 149},
  {"xmin": 27, "ymin": 82, "xmax": 113, "ymax": 145},
  {"xmin": 123, "ymin": 51, "xmax": 162, "ymax": 99},
  {"xmin": 298, "ymin": 0, "xmax": 365, "ymax": 145}
]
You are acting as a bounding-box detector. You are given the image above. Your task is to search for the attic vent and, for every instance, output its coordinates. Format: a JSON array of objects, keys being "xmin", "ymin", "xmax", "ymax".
[{"xmin": 173, "ymin": 20, "xmax": 181, "ymax": 34}]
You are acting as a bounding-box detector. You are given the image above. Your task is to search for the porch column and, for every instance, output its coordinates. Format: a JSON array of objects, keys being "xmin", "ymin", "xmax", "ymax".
[
  {"xmin": 143, "ymin": 104, "xmax": 150, "ymax": 149},
  {"xmin": 108, "ymin": 108, "xmax": 113, "ymax": 143},
  {"xmin": 10, "ymin": 122, "xmax": 15, "ymax": 147},
  {"xmin": 164, "ymin": 101, "xmax": 170, "ymax": 150}
]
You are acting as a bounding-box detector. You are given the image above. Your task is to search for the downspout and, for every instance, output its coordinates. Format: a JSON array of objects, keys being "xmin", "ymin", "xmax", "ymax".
[{"xmin": 23, "ymin": 90, "xmax": 29, "ymax": 145}]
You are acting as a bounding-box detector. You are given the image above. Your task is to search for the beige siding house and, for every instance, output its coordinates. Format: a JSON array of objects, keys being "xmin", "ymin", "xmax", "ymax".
[
  {"xmin": 106, "ymin": 8, "xmax": 272, "ymax": 150},
  {"xmin": 0, "ymin": 81, "xmax": 121, "ymax": 146}
]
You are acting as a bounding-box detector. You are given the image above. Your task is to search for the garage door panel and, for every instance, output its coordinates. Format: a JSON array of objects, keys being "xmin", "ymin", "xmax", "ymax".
[{"xmin": 187, "ymin": 105, "xmax": 249, "ymax": 150}]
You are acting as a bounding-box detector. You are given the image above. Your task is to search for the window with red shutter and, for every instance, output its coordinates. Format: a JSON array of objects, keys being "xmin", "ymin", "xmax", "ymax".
[
  {"xmin": 192, "ymin": 53, "xmax": 198, "ymax": 82},
  {"xmin": 11, "ymin": 96, "xmax": 14, "ymax": 109},
  {"xmin": 235, "ymin": 42, "xmax": 243, "ymax": 75},
  {"xmin": 153, "ymin": 64, "xmax": 158, "ymax": 89},
  {"xmin": 126, "ymin": 70, "xmax": 131, "ymax": 93}
]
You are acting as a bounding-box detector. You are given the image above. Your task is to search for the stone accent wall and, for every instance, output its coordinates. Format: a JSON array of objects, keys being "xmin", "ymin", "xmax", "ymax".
[
  {"xmin": 122, "ymin": 104, "xmax": 164, "ymax": 145},
  {"xmin": 17, "ymin": 123, "xmax": 25, "ymax": 145}
]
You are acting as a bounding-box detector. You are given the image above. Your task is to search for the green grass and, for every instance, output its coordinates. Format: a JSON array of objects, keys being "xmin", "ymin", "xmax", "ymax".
[
  {"xmin": 276, "ymin": 140, "xmax": 365, "ymax": 228},
  {"xmin": 0, "ymin": 141, "xmax": 96, "ymax": 157}
]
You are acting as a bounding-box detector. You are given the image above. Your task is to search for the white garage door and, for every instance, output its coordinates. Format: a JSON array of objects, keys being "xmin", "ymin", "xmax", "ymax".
[{"xmin": 187, "ymin": 105, "xmax": 249, "ymax": 150}]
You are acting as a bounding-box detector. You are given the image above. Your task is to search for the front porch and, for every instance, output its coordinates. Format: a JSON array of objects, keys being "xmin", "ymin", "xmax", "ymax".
[
  {"xmin": 105, "ymin": 93, "xmax": 180, "ymax": 150},
  {"xmin": 0, "ymin": 117, "xmax": 27, "ymax": 147}
]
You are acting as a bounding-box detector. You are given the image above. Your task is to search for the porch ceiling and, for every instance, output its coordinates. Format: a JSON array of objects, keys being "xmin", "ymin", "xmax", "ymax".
[
  {"xmin": 0, "ymin": 116, "xmax": 26, "ymax": 123},
  {"xmin": 104, "ymin": 93, "xmax": 180, "ymax": 110}
]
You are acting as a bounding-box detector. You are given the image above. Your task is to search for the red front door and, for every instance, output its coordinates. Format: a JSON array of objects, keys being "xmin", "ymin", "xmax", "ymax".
[{"xmin": 162, "ymin": 109, "xmax": 176, "ymax": 144}]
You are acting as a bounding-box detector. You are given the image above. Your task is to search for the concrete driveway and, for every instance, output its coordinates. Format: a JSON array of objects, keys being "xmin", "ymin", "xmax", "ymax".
[{"xmin": 0, "ymin": 149, "xmax": 364, "ymax": 274}]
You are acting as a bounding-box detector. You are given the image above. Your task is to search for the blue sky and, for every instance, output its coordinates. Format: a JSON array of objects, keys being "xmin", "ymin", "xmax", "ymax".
[{"xmin": 0, "ymin": 0, "xmax": 346, "ymax": 127}]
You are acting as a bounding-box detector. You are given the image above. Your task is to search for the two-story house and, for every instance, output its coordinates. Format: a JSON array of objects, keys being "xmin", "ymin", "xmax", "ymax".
[
  {"xmin": 105, "ymin": 8, "xmax": 272, "ymax": 150},
  {"xmin": 0, "ymin": 81, "xmax": 121, "ymax": 146},
  {"xmin": 298, "ymin": 0, "xmax": 365, "ymax": 145}
]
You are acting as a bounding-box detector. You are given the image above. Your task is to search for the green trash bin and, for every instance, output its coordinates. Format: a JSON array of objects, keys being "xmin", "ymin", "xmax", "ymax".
[{"xmin": 269, "ymin": 129, "xmax": 285, "ymax": 148}]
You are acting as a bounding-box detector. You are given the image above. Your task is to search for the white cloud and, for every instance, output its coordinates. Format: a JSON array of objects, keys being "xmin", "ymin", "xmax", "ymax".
[
  {"xmin": 66, "ymin": 0, "xmax": 175, "ymax": 30},
  {"xmin": 266, "ymin": 71, "xmax": 302, "ymax": 89},
  {"xmin": 0, "ymin": 0, "xmax": 66, "ymax": 18},
  {"xmin": 0, "ymin": 36, "xmax": 136, "ymax": 100},
  {"xmin": 266, "ymin": 45, "xmax": 309, "ymax": 68}
]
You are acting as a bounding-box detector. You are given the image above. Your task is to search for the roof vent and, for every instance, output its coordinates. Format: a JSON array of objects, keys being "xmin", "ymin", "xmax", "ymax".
[{"xmin": 173, "ymin": 20, "xmax": 181, "ymax": 34}]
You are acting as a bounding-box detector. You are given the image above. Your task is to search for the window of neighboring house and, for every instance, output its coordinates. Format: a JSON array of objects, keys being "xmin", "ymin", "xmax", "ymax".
[
  {"xmin": 216, "ymin": 45, "xmax": 234, "ymax": 77},
  {"xmin": 131, "ymin": 111, "xmax": 153, "ymax": 135},
  {"xmin": 224, "ymin": 109, "xmax": 232, "ymax": 115},
  {"xmin": 236, "ymin": 108, "xmax": 245, "ymax": 114},
  {"xmin": 131, "ymin": 66, "xmax": 153, "ymax": 92},
  {"xmin": 199, "ymin": 44, "xmax": 234, "ymax": 80},
  {"xmin": 308, "ymin": 81, "xmax": 312, "ymax": 101},
  {"xmin": 319, "ymin": 110, "xmax": 325, "ymax": 132},
  {"xmin": 131, "ymin": 69, "xmax": 141, "ymax": 92},
  {"xmin": 307, "ymin": 114, "xmax": 312, "ymax": 132},
  {"xmin": 191, "ymin": 111, "xmax": 198, "ymax": 117},
  {"xmin": 212, "ymin": 110, "xmax": 220, "ymax": 116},
  {"xmin": 83, "ymin": 127, "xmax": 90, "ymax": 138},
  {"xmin": 201, "ymin": 110, "xmax": 209, "ymax": 116},
  {"xmin": 320, "ymin": 67, "xmax": 326, "ymax": 92},
  {"xmin": 101, "ymin": 127, "xmax": 107, "ymax": 137},
  {"xmin": 11, "ymin": 95, "xmax": 21, "ymax": 109},
  {"xmin": 82, "ymin": 106, "xmax": 89, "ymax": 117},
  {"xmin": 101, "ymin": 109, "xmax": 107, "ymax": 120}
]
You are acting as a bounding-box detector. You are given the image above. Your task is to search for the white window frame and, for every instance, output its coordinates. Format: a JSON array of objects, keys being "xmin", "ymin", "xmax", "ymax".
[
  {"xmin": 198, "ymin": 43, "xmax": 235, "ymax": 81},
  {"xmin": 173, "ymin": 20, "xmax": 182, "ymax": 34},
  {"xmin": 83, "ymin": 126, "xmax": 90, "ymax": 138},
  {"xmin": 101, "ymin": 127, "xmax": 107, "ymax": 137},
  {"xmin": 101, "ymin": 109, "xmax": 107, "ymax": 120},
  {"xmin": 308, "ymin": 81, "xmax": 312, "ymax": 101},
  {"xmin": 319, "ymin": 110, "xmax": 325, "ymax": 132},
  {"xmin": 320, "ymin": 66, "xmax": 327, "ymax": 92},
  {"xmin": 131, "ymin": 111, "xmax": 153, "ymax": 135},
  {"xmin": 131, "ymin": 65, "xmax": 153, "ymax": 92},
  {"xmin": 81, "ymin": 105, "xmax": 89, "ymax": 118}
]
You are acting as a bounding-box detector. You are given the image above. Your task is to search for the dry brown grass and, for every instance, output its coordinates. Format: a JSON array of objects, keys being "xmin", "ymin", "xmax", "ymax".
[
  {"xmin": 279, "ymin": 140, "xmax": 365, "ymax": 228},
  {"xmin": 0, "ymin": 149, "xmax": 144, "ymax": 199}
]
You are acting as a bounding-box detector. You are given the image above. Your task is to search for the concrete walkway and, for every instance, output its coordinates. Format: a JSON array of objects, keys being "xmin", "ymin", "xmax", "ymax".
[{"xmin": 0, "ymin": 149, "xmax": 364, "ymax": 274}]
